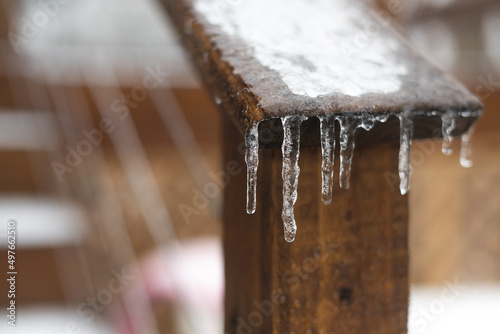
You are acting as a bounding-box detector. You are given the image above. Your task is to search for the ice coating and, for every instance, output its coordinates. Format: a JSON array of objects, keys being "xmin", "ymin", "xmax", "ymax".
[
  {"xmin": 194, "ymin": 0, "xmax": 406, "ymax": 98},
  {"xmin": 441, "ymin": 110, "xmax": 457, "ymax": 155},
  {"xmin": 398, "ymin": 111, "xmax": 413, "ymax": 195},
  {"xmin": 460, "ymin": 125, "xmax": 475, "ymax": 168},
  {"xmin": 319, "ymin": 115, "xmax": 335, "ymax": 204},
  {"xmin": 281, "ymin": 116, "xmax": 307, "ymax": 242},
  {"xmin": 245, "ymin": 122, "xmax": 260, "ymax": 214}
]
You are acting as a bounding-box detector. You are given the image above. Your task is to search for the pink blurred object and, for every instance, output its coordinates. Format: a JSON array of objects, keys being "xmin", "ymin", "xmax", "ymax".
[
  {"xmin": 142, "ymin": 238, "xmax": 224, "ymax": 309},
  {"xmin": 114, "ymin": 238, "xmax": 224, "ymax": 333}
]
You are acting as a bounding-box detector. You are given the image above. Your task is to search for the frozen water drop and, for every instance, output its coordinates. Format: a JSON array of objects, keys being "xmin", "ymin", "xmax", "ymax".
[
  {"xmin": 398, "ymin": 110, "xmax": 413, "ymax": 195},
  {"xmin": 281, "ymin": 115, "xmax": 307, "ymax": 242},
  {"xmin": 460, "ymin": 125, "xmax": 475, "ymax": 168},
  {"xmin": 376, "ymin": 113, "xmax": 391, "ymax": 123},
  {"xmin": 359, "ymin": 112, "xmax": 375, "ymax": 131},
  {"xmin": 319, "ymin": 115, "xmax": 335, "ymax": 204},
  {"xmin": 245, "ymin": 122, "xmax": 259, "ymax": 214},
  {"xmin": 441, "ymin": 110, "xmax": 456, "ymax": 155}
]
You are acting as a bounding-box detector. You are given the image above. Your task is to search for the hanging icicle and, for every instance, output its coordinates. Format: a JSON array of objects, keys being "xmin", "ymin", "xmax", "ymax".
[
  {"xmin": 319, "ymin": 115, "xmax": 335, "ymax": 204},
  {"xmin": 398, "ymin": 110, "xmax": 413, "ymax": 195},
  {"xmin": 242, "ymin": 109, "xmax": 479, "ymax": 242},
  {"xmin": 441, "ymin": 110, "xmax": 457, "ymax": 155},
  {"xmin": 245, "ymin": 122, "xmax": 260, "ymax": 214},
  {"xmin": 460, "ymin": 125, "xmax": 475, "ymax": 168},
  {"xmin": 281, "ymin": 115, "xmax": 307, "ymax": 242},
  {"xmin": 337, "ymin": 116, "xmax": 358, "ymax": 190}
]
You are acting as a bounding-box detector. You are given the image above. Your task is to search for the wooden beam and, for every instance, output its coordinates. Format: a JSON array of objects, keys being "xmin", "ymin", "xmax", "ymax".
[
  {"xmin": 160, "ymin": 0, "xmax": 481, "ymax": 145},
  {"xmin": 223, "ymin": 115, "xmax": 408, "ymax": 333}
]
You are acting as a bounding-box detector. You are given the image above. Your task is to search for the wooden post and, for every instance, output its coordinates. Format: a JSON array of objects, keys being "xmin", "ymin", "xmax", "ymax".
[
  {"xmin": 159, "ymin": 0, "xmax": 482, "ymax": 333},
  {"xmin": 223, "ymin": 115, "xmax": 408, "ymax": 333}
]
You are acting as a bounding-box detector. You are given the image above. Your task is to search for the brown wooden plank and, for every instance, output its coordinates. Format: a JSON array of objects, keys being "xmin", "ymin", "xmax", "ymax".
[
  {"xmin": 223, "ymin": 114, "xmax": 408, "ymax": 333},
  {"xmin": 160, "ymin": 0, "xmax": 481, "ymax": 146}
]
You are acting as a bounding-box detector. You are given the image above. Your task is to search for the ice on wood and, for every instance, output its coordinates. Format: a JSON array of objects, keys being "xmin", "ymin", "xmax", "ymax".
[{"xmin": 243, "ymin": 110, "xmax": 477, "ymax": 242}]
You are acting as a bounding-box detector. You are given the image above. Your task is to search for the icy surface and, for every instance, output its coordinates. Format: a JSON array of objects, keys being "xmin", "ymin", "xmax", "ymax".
[
  {"xmin": 245, "ymin": 122, "xmax": 260, "ymax": 214},
  {"xmin": 319, "ymin": 115, "xmax": 335, "ymax": 204},
  {"xmin": 194, "ymin": 0, "xmax": 406, "ymax": 98},
  {"xmin": 281, "ymin": 116, "xmax": 307, "ymax": 242},
  {"xmin": 398, "ymin": 111, "xmax": 413, "ymax": 195}
]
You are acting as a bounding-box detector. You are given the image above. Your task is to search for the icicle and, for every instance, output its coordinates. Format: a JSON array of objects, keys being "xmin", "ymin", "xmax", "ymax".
[
  {"xmin": 281, "ymin": 115, "xmax": 307, "ymax": 242},
  {"xmin": 244, "ymin": 109, "xmax": 476, "ymax": 242},
  {"xmin": 319, "ymin": 115, "xmax": 335, "ymax": 204},
  {"xmin": 460, "ymin": 125, "xmax": 475, "ymax": 168},
  {"xmin": 245, "ymin": 122, "xmax": 259, "ymax": 214},
  {"xmin": 337, "ymin": 116, "xmax": 358, "ymax": 189},
  {"xmin": 441, "ymin": 110, "xmax": 457, "ymax": 155},
  {"xmin": 398, "ymin": 110, "xmax": 413, "ymax": 195}
]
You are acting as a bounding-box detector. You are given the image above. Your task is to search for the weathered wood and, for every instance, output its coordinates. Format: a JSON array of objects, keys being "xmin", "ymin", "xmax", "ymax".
[
  {"xmin": 224, "ymin": 115, "xmax": 408, "ymax": 333},
  {"xmin": 160, "ymin": 0, "xmax": 481, "ymax": 147}
]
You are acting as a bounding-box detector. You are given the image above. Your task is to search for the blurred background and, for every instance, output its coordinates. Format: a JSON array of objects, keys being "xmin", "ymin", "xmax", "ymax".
[{"xmin": 0, "ymin": 0, "xmax": 498, "ymax": 333}]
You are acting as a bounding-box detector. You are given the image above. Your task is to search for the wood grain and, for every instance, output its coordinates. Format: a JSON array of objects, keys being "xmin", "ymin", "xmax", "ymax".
[
  {"xmin": 223, "ymin": 116, "xmax": 408, "ymax": 334},
  {"xmin": 160, "ymin": 0, "xmax": 481, "ymax": 147}
]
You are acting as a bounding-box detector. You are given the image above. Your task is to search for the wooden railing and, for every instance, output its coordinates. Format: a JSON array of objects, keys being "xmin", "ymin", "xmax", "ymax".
[{"xmin": 160, "ymin": 0, "xmax": 482, "ymax": 333}]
